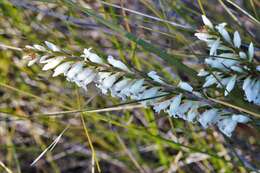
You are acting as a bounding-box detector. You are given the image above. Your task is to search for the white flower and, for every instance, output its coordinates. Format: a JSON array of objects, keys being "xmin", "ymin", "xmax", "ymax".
[
  {"xmin": 216, "ymin": 77, "xmax": 230, "ymax": 88},
  {"xmin": 140, "ymin": 87, "xmax": 160, "ymax": 105},
  {"xmin": 39, "ymin": 55, "xmax": 51, "ymax": 63},
  {"xmin": 198, "ymin": 69, "xmax": 209, "ymax": 77},
  {"xmin": 128, "ymin": 79, "xmax": 145, "ymax": 95},
  {"xmin": 198, "ymin": 109, "xmax": 218, "ymax": 128},
  {"xmin": 66, "ymin": 62, "xmax": 84, "ymax": 80},
  {"xmin": 33, "ymin": 44, "xmax": 46, "ymax": 51},
  {"xmin": 118, "ymin": 80, "xmax": 136, "ymax": 100},
  {"xmin": 256, "ymin": 66, "xmax": 260, "ymax": 72},
  {"xmin": 230, "ymin": 66, "xmax": 244, "ymax": 73},
  {"xmin": 248, "ymin": 42, "xmax": 254, "ymax": 61},
  {"xmin": 83, "ymin": 72, "xmax": 96, "ymax": 86},
  {"xmin": 42, "ymin": 56, "xmax": 65, "ymax": 71},
  {"xmin": 217, "ymin": 114, "xmax": 250, "ymax": 137},
  {"xmin": 209, "ymin": 38, "xmax": 220, "ymax": 55},
  {"xmin": 233, "ymin": 31, "xmax": 241, "ymax": 48},
  {"xmin": 107, "ymin": 55, "xmax": 131, "ymax": 72},
  {"xmin": 98, "ymin": 72, "xmax": 112, "ymax": 81},
  {"xmin": 242, "ymin": 76, "xmax": 260, "ymax": 105},
  {"xmin": 224, "ymin": 75, "xmax": 236, "ymax": 96},
  {"xmin": 215, "ymin": 23, "xmax": 231, "ymax": 44},
  {"xmin": 231, "ymin": 114, "xmax": 250, "ymax": 123},
  {"xmin": 141, "ymin": 87, "xmax": 159, "ymax": 99},
  {"xmin": 194, "ymin": 33, "xmax": 215, "ymax": 42},
  {"xmin": 102, "ymin": 73, "xmax": 120, "ymax": 89},
  {"xmin": 112, "ymin": 78, "xmax": 131, "ymax": 92},
  {"xmin": 219, "ymin": 53, "xmax": 239, "ymax": 59},
  {"xmin": 111, "ymin": 78, "xmax": 131, "ymax": 98},
  {"xmin": 25, "ymin": 45, "xmax": 36, "ymax": 50},
  {"xmin": 217, "ymin": 117, "xmax": 237, "ymax": 137},
  {"xmin": 176, "ymin": 101, "xmax": 193, "ymax": 118},
  {"xmin": 75, "ymin": 68, "xmax": 94, "ymax": 81},
  {"xmin": 205, "ymin": 58, "xmax": 224, "ymax": 70},
  {"xmin": 147, "ymin": 71, "xmax": 164, "ymax": 84},
  {"xmin": 243, "ymin": 76, "xmax": 251, "ymax": 91},
  {"xmin": 203, "ymin": 75, "xmax": 217, "ymax": 87},
  {"xmin": 178, "ymin": 81, "xmax": 193, "ymax": 92},
  {"xmin": 97, "ymin": 73, "xmax": 121, "ymax": 94},
  {"xmin": 28, "ymin": 57, "xmax": 40, "ymax": 66},
  {"xmin": 168, "ymin": 94, "xmax": 182, "ymax": 117},
  {"xmin": 74, "ymin": 69, "xmax": 96, "ymax": 90},
  {"xmin": 239, "ymin": 51, "xmax": 247, "ymax": 59},
  {"xmin": 53, "ymin": 61, "xmax": 73, "ymax": 77},
  {"xmin": 45, "ymin": 41, "xmax": 61, "ymax": 52},
  {"xmin": 153, "ymin": 99, "xmax": 171, "ymax": 113},
  {"xmin": 186, "ymin": 106, "xmax": 198, "ymax": 122},
  {"xmin": 202, "ymin": 15, "xmax": 213, "ymax": 29},
  {"xmin": 83, "ymin": 48, "xmax": 104, "ymax": 64}
]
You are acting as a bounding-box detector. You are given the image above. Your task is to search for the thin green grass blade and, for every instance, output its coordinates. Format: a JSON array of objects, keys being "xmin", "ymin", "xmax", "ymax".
[{"xmin": 62, "ymin": 0, "xmax": 199, "ymax": 83}]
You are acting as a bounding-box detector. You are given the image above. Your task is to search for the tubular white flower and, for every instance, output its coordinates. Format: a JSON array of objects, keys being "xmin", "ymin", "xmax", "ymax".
[
  {"xmin": 128, "ymin": 79, "xmax": 145, "ymax": 95},
  {"xmin": 42, "ymin": 56, "xmax": 65, "ymax": 71},
  {"xmin": 139, "ymin": 87, "xmax": 160, "ymax": 106},
  {"xmin": 215, "ymin": 23, "xmax": 231, "ymax": 44},
  {"xmin": 168, "ymin": 94, "xmax": 182, "ymax": 117},
  {"xmin": 44, "ymin": 41, "xmax": 61, "ymax": 52},
  {"xmin": 230, "ymin": 66, "xmax": 244, "ymax": 73},
  {"xmin": 198, "ymin": 69, "xmax": 209, "ymax": 77},
  {"xmin": 107, "ymin": 55, "xmax": 131, "ymax": 72},
  {"xmin": 233, "ymin": 31, "xmax": 241, "ymax": 48},
  {"xmin": 111, "ymin": 78, "xmax": 131, "ymax": 98},
  {"xmin": 217, "ymin": 117, "xmax": 237, "ymax": 137},
  {"xmin": 194, "ymin": 33, "xmax": 215, "ymax": 42},
  {"xmin": 25, "ymin": 45, "xmax": 36, "ymax": 50},
  {"xmin": 52, "ymin": 61, "xmax": 73, "ymax": 77},
  {"xmin": 224, "ymin": 75, "xmax": 236, "ymax": 96},
  {"xmin": 153, "ymin": 99, "xmax": 171, "ymax": 113},
  {"xmin": 147, "ymin": 71, "xmax": 165, "ymax": 84},
  {"xmin": 66, "ymin": 62, "xmax": 84, "ymax": 80},
  {"xmin": 75, "ymin": 68, "xmax": 92, "ymax": 80},
  {"xmin": 28, "ymin": 57, "xmax": 40, "ymax": 67},
  {"xmin": 178, "ymin": 81, "xmax": 193, "ymax": 92},
  {"xmin": 202, "ymin": 15, "xmax": 213, "ymax": 29},
  {"xmin": 83, "ymin": 48, "xmax": 104, "ymax": 64},
  {"xmin": 186, "ymin": 106, "xmax": 199, "ymax": 122},
  {"xmin": 39, "ymin": 55, "xmax": 51, "ymax": 63},
  {"xmin": 248, "ymin": 42, "xmax": 254, "ymax": 61},
  {"xmin": 209, "ymin": 38, "xmax": 220, "ymax": 55},
  {"xmin": 97, "ymin": 73, "xmax": 121, "ymax": 94},
  {"xmin": 176, "ymin": 101, "xmax": 193, "ymax": 118},
  {"xmin": 198, "ymin": 109, "xmax": 218, "ymax": 128},
  {"xmin": 203, "ymin": 75, "xmax": 217, "ymax": 87},
  {"xmin": 231, "ymin": 114, "xmax": 250, "ymax": 123},
  {"xmin": 239, "ymin": 51, "xmax": 247, "ymax": 59},
  {"xmin": 33, "ymin": 44, "xmax": 46, "ymax": 51},
  {"xmin": 256, "ymin": 66, "xmax": 260, "ymax": 72}
]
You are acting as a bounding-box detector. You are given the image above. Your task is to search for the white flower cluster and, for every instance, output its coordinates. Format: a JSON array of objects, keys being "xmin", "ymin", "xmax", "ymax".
[
  {"xmin": 153, "ymin": 96, "xmax": 250, "ymax": 137},
  {"xmin": 195, "ymin": 15, "xmax": 260, "ymax": 105},
  {"xmin": 23, "ymin": 41, "xmax": 250, "ymax": 137}
]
